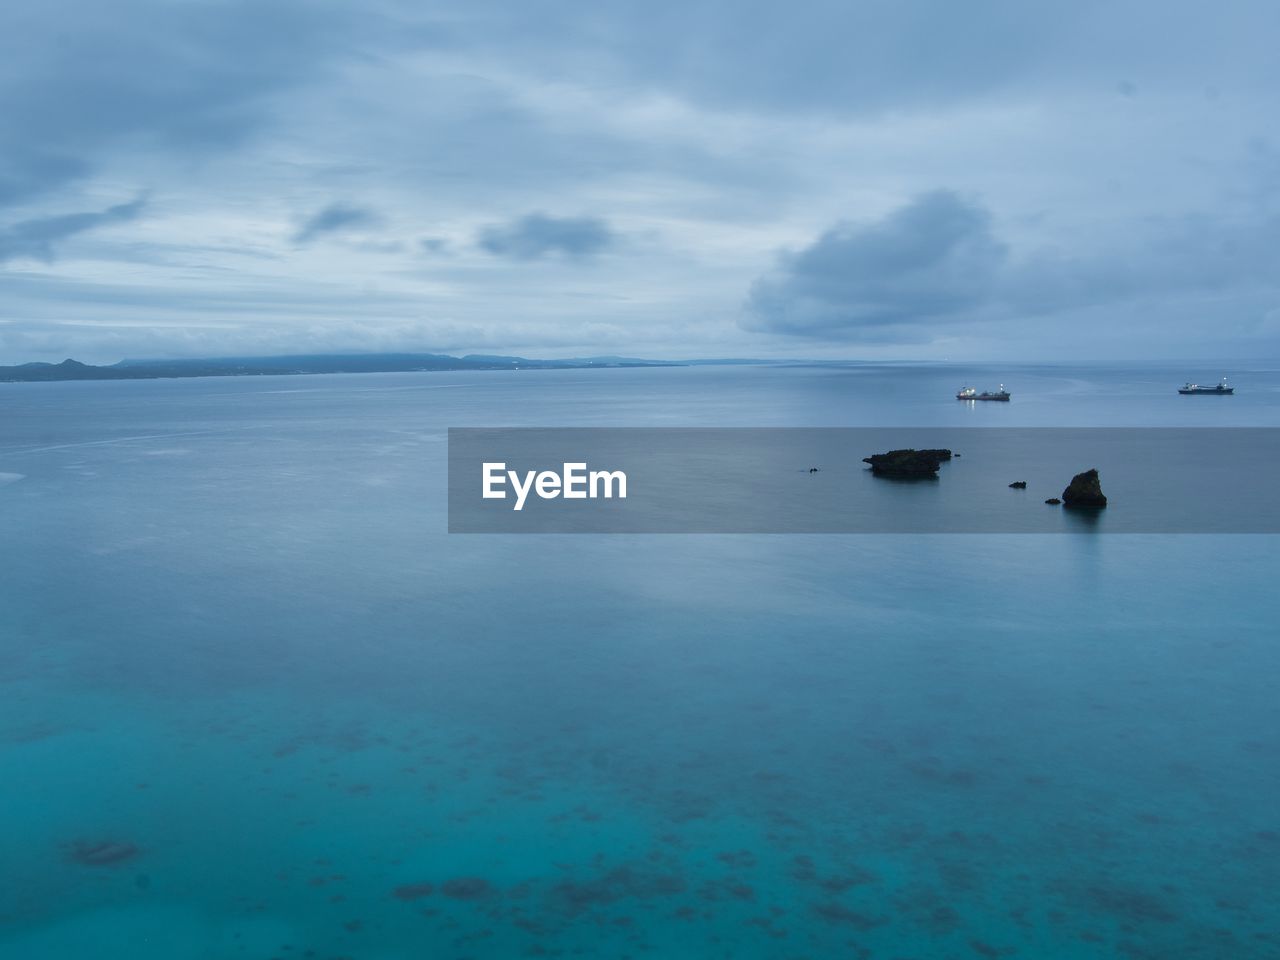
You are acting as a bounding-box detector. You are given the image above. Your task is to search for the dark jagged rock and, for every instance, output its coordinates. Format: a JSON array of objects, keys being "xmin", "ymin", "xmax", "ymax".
[
  {"xmin": 862, "ymin": 448, "xmax": 952, "ymax": 479},
  {"xmin": 1062, "ymin": 468, "xmax": 1107, "ymax": 508},
  {"xmin": 1008, "ymin": 481, "xmax": 1027, "ymax": 489},
  {"xmin": 1044, "ymin": 498, "xmax": 1062, "ymax": 505}
]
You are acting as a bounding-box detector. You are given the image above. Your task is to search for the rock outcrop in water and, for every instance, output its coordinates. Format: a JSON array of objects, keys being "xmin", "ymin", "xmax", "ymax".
[
  {"xmin": 862, "ymin": 448, "xmax": 952, "ymax": 478},
  {"xmin": 1008, "ymin": 481, "xmax": 1027, "ymax": 489},
  {"xmin": 1062, "ymin": 468, "xmax": 1107, "ymax": 508},
  {"xmin": 1045, "ymin": 498, "xmax": 1062, "ymax": 505}
]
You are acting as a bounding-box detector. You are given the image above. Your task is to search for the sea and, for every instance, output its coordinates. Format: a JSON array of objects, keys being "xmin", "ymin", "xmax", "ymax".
[{"xmin": 1, "ymin": 361, "xmax": 1278, "ymax": 959}]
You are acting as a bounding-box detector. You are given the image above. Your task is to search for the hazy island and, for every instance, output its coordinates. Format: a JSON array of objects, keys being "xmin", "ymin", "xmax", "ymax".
[{"xmin": 0, "ymin": 353, "xmax": 694, "ymax": 383}]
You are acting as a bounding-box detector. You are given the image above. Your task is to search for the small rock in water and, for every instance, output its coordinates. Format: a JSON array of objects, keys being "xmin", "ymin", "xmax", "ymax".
[
  {"xmin": 1044, "ymin": 498, "xmax": 1062, "ymax": 505},
  {"xmin": 1008, "ymin": 481, "xmax": 1027, "ymax": 489},
  {"xmin": 1062, "ymin": 468, "xmax": 1107, "ymax": 508}
]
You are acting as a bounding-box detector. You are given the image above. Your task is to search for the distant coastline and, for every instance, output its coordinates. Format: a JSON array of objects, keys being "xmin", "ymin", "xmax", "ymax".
[
  {"xmin": 6, "ymin": 355, "xmax": 1260, "ymax": 384},
  {"xmin": 0, "ymin": 353, "xmax": 700, "ymax": 383}
]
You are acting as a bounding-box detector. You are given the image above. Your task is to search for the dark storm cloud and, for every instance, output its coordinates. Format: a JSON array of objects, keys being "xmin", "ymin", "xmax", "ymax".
[
  {"xmin": 0, "ymin": 197, "xmax": 147, "ymax": 263},
  {"xmin": 477, "ymin": 213, "xmax": 616, "ymax": 260},
  {"xmin": 293, "ymin": 204, "xmax": 381, "ymax": 245},
  {"xmin": 746, "ymin": 192, "xmax": 1007, "ymax": 336}
]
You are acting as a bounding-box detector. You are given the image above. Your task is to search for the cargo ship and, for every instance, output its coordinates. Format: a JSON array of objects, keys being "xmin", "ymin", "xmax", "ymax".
[
  {"xmin": 956, "ymin": 385, "xmax": 1010, "ymax": 401},
  {"xmin": 1178, "ymin": 378, "xmax": 1233, "ymax": 395}
]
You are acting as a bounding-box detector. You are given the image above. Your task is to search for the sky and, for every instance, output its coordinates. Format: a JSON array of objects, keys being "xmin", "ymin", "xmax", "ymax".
[{"xmin": 2, "ymin": 0, "xmax": 1278, "ymax": 363}]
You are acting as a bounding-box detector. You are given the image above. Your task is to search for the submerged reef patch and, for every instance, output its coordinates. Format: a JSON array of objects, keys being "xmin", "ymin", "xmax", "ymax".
[
  {"xmin": 65, "ymin": 840, "xmax": 140, "ymax": 866},
  {"xmin": 441, "ymin": 877, "xmax": 495, "ymax": 900},
  {"xmin": 391, "ymin": 882, "xmax": 435, "ymax": 901}
]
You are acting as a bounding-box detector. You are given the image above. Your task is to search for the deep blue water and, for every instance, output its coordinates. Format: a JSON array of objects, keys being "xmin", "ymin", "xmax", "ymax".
[{"xmin": 1, "ymin": 362, "xmax": 1278, "ymax": 958}]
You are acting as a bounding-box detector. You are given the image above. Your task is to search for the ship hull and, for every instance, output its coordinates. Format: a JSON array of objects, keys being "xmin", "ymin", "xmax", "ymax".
[{"xmin": 1178, "ymin": 388, "xmax": 1233, "ymax": 395}]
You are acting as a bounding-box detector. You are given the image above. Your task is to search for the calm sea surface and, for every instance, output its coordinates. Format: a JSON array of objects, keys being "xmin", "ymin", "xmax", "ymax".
[{"xmin": 2, "ymin": 362, "xmax": 1278, "ymax": 958}]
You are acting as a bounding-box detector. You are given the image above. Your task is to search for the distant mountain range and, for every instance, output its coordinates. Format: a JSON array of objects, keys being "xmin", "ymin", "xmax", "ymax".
[{"xmin": 0, "ymin": 353, "xmax": 701, "ymax": 383}]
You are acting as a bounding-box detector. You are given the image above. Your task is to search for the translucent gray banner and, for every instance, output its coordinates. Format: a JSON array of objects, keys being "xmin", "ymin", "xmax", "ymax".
[{"xmin": 447, "ymin": 428, "xmax": 1280, "ymax": 533}]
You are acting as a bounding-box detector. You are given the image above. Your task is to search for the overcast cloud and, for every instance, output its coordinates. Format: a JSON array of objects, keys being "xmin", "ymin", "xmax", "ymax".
[
  {"xmin": 1, "ymin": 0, "xmax": 1277, "ymax": 362},
  {"xmin": 747, "ymin": 191, "xmax": 1007, "ymax": 337},
  {"xmin": 478, "ymin": 214, "xmax": 616, "ymax": 260},
  {"xmin": 293, "ymin": 204, "xmax": 382, "ymax": 245},
  {"xmin": 0, "ymin": 197, "xmax": 148, "ymax": 264}
]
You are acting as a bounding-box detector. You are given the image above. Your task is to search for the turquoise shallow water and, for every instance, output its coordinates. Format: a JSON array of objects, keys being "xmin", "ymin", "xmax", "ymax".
[{"xmin": 2, "ymin": 363, "xmax": 1279, "ymax": 958}]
